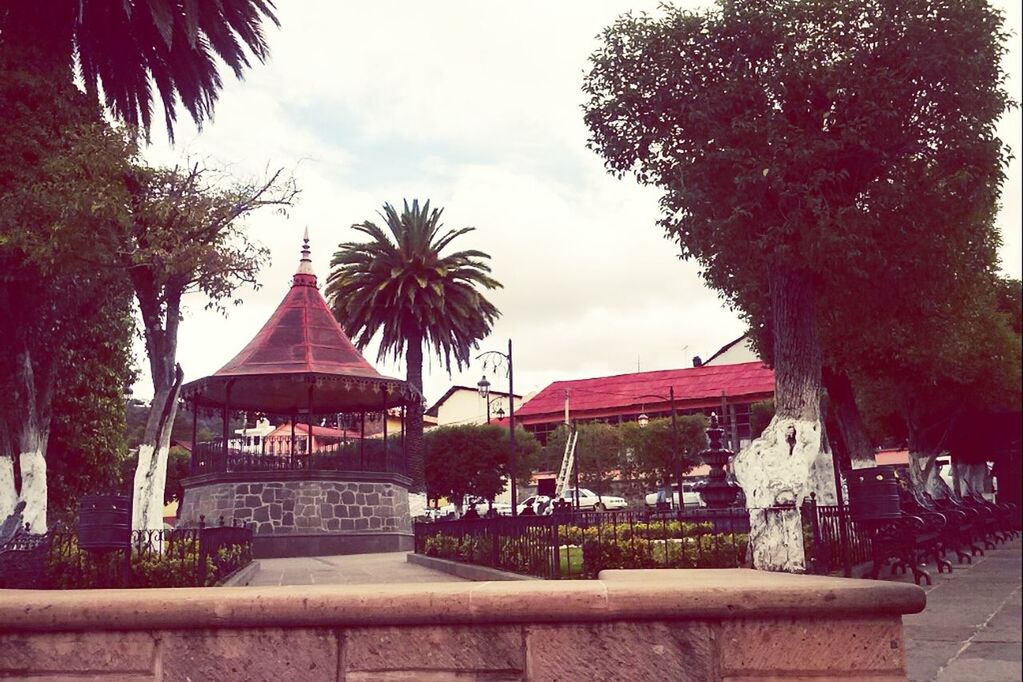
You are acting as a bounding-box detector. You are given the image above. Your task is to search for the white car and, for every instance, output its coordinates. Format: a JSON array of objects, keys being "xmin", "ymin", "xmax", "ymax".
[
  {"xmin": 560, "ymin": 488, "xmax": 627, "ymax": 512},
  {"xmin": 516, "ymin": 495, "xmax": 553, "ymax": 516},
  {"xmin": 645, "ymin": 483, "xmax": 706, "ymax": 509}
]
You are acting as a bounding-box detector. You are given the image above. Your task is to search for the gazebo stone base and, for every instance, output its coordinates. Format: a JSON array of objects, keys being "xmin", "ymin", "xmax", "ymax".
[{"xmin": 179, "ymin": 470, "xmax": 412, "ymax": 559}]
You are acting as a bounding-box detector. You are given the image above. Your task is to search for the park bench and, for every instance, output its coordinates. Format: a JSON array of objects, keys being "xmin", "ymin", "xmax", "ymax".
[{"xmin": 0, "ymin": 504, "xmax": 51, "ymax": 590}]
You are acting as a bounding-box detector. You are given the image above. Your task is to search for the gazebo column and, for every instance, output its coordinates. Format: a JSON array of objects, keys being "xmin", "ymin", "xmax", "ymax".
[
  {"xmin": 307, "ymin": 382, "xmax": 315, "ymax": 463},
  {"xmin": 360, "ymin": 411, "xmax": 366, "ymax": 469},
  {"xmin": 290, "ymin": 415, "xmax": 296, "ymax": 469},
  {"xmin": 382, "ymin": 388, "xmax": 388, "ymax": 469},
  {"xmin": 223, "ymin": 381, "xmax": 234, "ymax": 471},
  {"xmin": 401, "ymin": 402, "xmax": 406, "ymax": 467},
  {"xmin": 190, "ymin": 395, "xmax": 198, "ymax": 473}
]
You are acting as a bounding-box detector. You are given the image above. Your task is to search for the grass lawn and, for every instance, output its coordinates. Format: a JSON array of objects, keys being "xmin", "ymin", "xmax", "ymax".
[{"xmin": 558, "ymin": 545, "xmax": 586, "ymax": 577}]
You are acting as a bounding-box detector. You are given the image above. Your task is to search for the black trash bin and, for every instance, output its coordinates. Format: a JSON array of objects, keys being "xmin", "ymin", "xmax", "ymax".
[
  {"xmin": 78, "ymin": 495, "xmax": 132, "ymax": 552},
  {"xmin": 847, "ymin": 467, "xmax": 902, "ymax": 523}
]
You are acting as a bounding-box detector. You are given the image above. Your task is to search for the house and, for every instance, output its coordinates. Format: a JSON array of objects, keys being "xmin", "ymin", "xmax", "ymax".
[
  {"xmin": 425, "ymin": 385, "xmax": 524, "ymax": 428},
  {"xmin": 227, "ymin": 417, "xmax": 275, "ymax": 453},
  {"xmin": 514, "ymin": 361, "xmax": 775, "ymax": 451},
  {"xmin": 697, "ymin": 335, "xmax": 760, "ymax": 367}
]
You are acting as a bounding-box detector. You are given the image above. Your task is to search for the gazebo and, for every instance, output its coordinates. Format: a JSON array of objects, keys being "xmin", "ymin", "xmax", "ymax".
[{"xmin": 177, "ymin": 233, "xmax": 419, "ymax": 557}]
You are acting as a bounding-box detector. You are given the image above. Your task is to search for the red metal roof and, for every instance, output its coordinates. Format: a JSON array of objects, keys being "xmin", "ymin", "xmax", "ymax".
[
  {"xmin": 515, "ymin": 362, "xmax": 774, "ymax": 421},
  {"xmin": 213, "ymin": 280, "xmax": 384, "ymax": 380},
  {"xmin": 181, "ymin": 237, "xmax": 413, "ymax": 413}
]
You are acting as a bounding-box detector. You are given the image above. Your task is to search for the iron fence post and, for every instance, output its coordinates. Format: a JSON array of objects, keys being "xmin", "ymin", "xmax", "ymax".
[
  {"xmin": 806, "ymin": 493, "xmax": 823, "ymax": 573},
  {"xmin": 551, "ymin": 517, "xmax": 561, "ymax": 579},
  {"xmin": 492, "ymin": 518, "xmax": 501, "ymax": 570}
]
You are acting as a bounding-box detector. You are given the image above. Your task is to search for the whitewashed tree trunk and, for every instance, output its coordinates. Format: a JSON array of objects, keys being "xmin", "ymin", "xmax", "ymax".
[
  {"xmin": 17, "ymin": 446, "xmax": 46, "ymax": 533},
  {"xmin": 955, "ymin": 462, "xmax": 988, "ymax": 498},
  {"xmin": 823, "ymin": 367, "xmax": 876, "ymax": 470},
  {"xmin": 0, "ymin": 418, "xmax": 15, "ymax": 520},
  {"xmin": 733, "ymin": 267, "xmax": 825, "ymax": 572},
  {"xmin": 132, "ymin": 366, "xmax": 182, "ymax": 532},
  {"xmin": 908, "ymin": 450, "xmax": 946, "ymax": 498},
  {"xmin": 808, "ymin": 439, "xmax": 838, "ymax": 505},
  {"xmin": 8, "ymin": 346, "xmax": 52, "ymax": 533},
  {"xmin": 0, "ymin": 456, "xmax": 15, "ymax": 520},
  {"xmin": 734, "ymin": 416, "xmax": 821, "ymax": 572}
]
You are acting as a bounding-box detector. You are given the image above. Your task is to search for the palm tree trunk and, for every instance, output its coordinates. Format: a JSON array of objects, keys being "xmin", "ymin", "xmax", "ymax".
[
  {"xmin": 732, "ymin": 266, "xmax": 824, "ymax": 572},
  {"xmin": 405, "ymin": 331, "xmax": 425, "ymax": 491}
]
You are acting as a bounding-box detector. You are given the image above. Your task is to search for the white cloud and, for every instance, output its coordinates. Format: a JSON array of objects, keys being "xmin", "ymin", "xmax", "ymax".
[{"xmin": 131, "ymin": 0, "xmax": 1023, "ymax": 407}]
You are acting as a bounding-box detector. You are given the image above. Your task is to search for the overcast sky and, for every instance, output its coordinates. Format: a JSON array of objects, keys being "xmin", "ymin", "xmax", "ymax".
[{"xmin": 136, "ymin": 1, "xmax": 1023, "ymax": 407}]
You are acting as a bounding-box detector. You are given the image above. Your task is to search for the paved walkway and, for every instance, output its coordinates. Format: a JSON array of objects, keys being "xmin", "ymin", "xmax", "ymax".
[
  {"xmin": 248, "ymin": 551, "xmax": 467, "ymax": 586},
  {"xmin": 901, "ymin": 538, "xmax": 1021, "ymax": 681}
]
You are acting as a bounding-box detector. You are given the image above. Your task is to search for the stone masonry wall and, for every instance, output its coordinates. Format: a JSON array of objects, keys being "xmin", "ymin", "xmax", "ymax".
[
  {"xmin": 0, "ymin": 570, "xmax": 925, "ymax": 681},
  {"xmin": 0, "ymin": 617, "xmax": 910, "ymax": 681},
  {"xmin": 178, "ymin": 479, "xmax": 411, "ymax": 536}
]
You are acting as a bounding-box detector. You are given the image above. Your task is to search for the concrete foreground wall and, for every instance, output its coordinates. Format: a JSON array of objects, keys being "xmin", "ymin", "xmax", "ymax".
[{"xmin": 0, "ymin": 569, "xmax": 925, "ymax": 681}]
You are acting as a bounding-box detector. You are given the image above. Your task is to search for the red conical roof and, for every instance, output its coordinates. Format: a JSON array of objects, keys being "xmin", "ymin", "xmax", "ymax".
[{"xmin": 182, "ymin": 234, "xmax": 414, "ymax": 413}]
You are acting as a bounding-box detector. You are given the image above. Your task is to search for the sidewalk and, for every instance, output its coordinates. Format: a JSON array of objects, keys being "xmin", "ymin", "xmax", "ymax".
[
  {"xmin": 902, "ymin": 538, "xmax": 1021, "ymax": 681},
  {"xmin": 247, "ymin": 551, "xmax": 468, "ymax": 586}
]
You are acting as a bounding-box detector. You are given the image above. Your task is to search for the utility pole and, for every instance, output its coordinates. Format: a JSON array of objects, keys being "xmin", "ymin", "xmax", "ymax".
[
  {"xmin": 507, "ymin": 339, "xmax": 517, "ymax": 516},
  {"xmin": 564, "ymin": 389, "xmax": 570, "ymax": 425}
]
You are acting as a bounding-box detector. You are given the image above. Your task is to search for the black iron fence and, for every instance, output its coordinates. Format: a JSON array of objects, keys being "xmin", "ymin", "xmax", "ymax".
[
  {"xmin": 414, "ymin": 501, "xmax": 873, "ymax": 580},
  {"xmin": 191, "ymin": 436, "xmax": 406, "ymax": 476},
  {"xmin": 0, "ymin": 517, "xmax": 253, "ymax": 589},
  {"xmin": 804, "ymin": 499, "xmax": 875, "ymax": 574}
]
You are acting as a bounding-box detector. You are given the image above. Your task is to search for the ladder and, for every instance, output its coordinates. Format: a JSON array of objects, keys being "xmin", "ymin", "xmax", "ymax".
[{"xmin": 555, "ymin": 427, "xmax": 579, "ymax": 498}]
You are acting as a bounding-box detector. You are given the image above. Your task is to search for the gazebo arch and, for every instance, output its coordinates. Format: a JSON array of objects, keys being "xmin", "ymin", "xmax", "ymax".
[{"xmin": 177, "ymin": 233, "xmax": 419, "ymax": 557}]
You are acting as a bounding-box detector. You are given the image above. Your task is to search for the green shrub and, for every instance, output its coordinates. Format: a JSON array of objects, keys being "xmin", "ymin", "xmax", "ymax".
[{"xmin": 44, "ymin": 535, "xmax": 248, "ymax": 589}]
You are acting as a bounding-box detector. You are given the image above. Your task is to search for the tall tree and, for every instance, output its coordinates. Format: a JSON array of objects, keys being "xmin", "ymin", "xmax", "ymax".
[
  {"xmin": 621, "ymin": 416, "xmax": 707, "ymax": 491},
  {"xmin": 120, "ymin": 162, "xmax": 296, "ymax": 532},
  {"xmin": 0, "ymin": 0, "xmax": 278, "ymax": 141},
  {"xmin": 424, "ymin": 424, "xmax": 538, "ymax": 508},
  {"xmin": 326, "ymin": 200, "xmax": 502, "ymax": 490},
  {"xmin": 583, "ymin": 0, "xmax": 1010, "ymax": 571},
  {"xmin": 0, "ymin": 56, "xmax": 133, "ymax": 530},
  {"xmin": 45, "ymin": 273, "xmax": 136, "ymax": 525}
]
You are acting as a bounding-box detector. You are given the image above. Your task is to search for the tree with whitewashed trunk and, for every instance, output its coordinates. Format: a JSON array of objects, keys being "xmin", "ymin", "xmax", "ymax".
[
  {"xmin": 0, "ymin": 55, "xmax": 134, "ymax": 531},
  {"xmin": 120, "ymin": 163, "xmax": 297, "ymax": 532},
  {"xmin": 583, "ymin": 0, "xmax": 1011, "ymax": 570},
  {"xmin": 858, "ymin": 278, "xmax": 1021, "ymax": 501}
]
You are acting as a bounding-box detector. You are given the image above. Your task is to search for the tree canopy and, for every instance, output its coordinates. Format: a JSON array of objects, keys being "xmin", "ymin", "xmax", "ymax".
[
  {"xmin": 424, "ymin": 424, "xmax": 538, "ymax": 505},
  {"xmin": 583, "ymin": 0, "xmax": 1013, "ymax": 568},
  {"xmin": 327, "ymin": 199, "xmax": 502, "ymax": 490},
  {"xmin": 0, "ymin": 0, "xmax": 279, "ymax": 141}
]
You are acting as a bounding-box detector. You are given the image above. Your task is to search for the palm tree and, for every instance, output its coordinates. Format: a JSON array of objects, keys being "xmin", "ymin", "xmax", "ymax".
[
  {"xmin": 0, "ymin": 0, "xmax": 278, "ymax": 140},
  {"xmin": 326, "ymin": 200, "xmax": 502, "ymax": 489}
]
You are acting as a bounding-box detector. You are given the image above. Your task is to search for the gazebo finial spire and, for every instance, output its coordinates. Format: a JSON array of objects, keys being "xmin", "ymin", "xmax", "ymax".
[{"xmin": 294, "ymin": 227, "xmax": 316, "ymax": 286}]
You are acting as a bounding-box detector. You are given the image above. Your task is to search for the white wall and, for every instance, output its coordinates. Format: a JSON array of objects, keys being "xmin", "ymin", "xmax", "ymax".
[
  {"xmin": 435, "ymin": 388, "xmax": 524, "ymax": 427},
  {"xmin": 703, "ymin": 336, "xmax": 760, "ymax": 366}
]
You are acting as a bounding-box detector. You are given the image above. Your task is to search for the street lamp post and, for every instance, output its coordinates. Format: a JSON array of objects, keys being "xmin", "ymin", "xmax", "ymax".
[
  {"xmin": 636, "ymin": 388, "xmax": 681, "ymax": 509},
  {"xmin": 477, "ymin": 339, "xmax": 517, "ymax": 516}
]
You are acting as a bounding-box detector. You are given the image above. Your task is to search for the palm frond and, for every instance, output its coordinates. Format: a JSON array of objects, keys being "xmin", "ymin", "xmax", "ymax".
[
  {"xmin": 326, "ymin": 199, "xmax": 502, "ymax": 374},
  {"xmin": 73, "ymin": 0, "xmax": 278, "ymax": 141}
]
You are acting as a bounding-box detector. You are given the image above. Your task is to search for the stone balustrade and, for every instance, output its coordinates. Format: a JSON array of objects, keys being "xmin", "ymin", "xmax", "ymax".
[{"xmin": 0, "ymin": 568, "xmax": 925, "ymax": 681}]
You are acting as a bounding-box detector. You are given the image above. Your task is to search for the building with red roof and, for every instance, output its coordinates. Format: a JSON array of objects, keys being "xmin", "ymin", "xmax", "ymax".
[{"xmin": 516, "ymin": 361, "xmax": 775, "ymax": 449}]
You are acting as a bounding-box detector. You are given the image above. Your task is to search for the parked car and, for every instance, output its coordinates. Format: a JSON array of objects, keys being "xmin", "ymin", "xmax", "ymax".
[
  {"xmin": 516, "ymin": 495, "xmax": 553, "ymax": 516},
  {"xmin": 644, "ymin": 483, "xmax": 706, "ymax": 509},
  {"xmin": 560, "ymin": 488, "xmax": 627, "ymax": 511}
]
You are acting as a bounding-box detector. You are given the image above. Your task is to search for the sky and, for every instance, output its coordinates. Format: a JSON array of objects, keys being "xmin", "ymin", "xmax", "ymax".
[{"xmin": 135, "ymin": 1, "xmax": 1023, "ymax": 408}]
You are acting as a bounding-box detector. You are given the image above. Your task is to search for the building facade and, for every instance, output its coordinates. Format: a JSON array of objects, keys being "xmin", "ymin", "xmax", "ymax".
[
  {"xmin": 425, "ymin": 385, "xmax": 524, "ymax": 428},
  {"xmin": 515, "ymin": 362, "xmax": 775, "ymax": 452}
]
